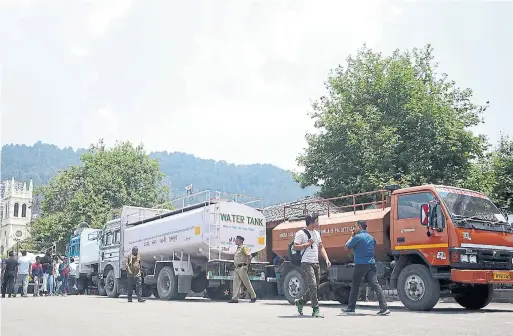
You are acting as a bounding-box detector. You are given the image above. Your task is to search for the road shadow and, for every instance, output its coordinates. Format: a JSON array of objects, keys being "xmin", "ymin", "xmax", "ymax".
[{"xmin": 263, "ymin": 301, "xmax": 513, "ymax": 314}]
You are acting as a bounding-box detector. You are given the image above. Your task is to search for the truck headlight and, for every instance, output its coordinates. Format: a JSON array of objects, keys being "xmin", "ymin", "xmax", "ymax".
[
  {"xmin": 469, "ymin": 255, "xmax": 477, "ymax": 263},
  {"xmin": 460, "ymin": 254, "xmax": 469, "ymax": 263}
]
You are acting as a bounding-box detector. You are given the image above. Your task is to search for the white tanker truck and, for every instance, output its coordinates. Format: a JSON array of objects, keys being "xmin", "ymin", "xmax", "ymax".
[{"xmin": 97, "ymin": 190, "xmax": 268, "ymax": 300}]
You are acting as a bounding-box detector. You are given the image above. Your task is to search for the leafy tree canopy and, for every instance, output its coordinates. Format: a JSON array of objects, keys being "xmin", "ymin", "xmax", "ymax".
[
  {"xmin": 296, "ymin": 44, "xmax": 489, "ymax": 199},
  {"xmin": 30, "ymin": 140, "xmax": 169, "ymax": 250}
]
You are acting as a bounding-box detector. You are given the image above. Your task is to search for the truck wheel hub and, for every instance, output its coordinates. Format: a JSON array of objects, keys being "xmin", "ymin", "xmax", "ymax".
[
  {"xmin": 405, "ymin": 275, "xmax": 425, "ymax": 301},
  {"xmin": 288, "ymin": 277, "xmax": 301, "ymax": 297}
]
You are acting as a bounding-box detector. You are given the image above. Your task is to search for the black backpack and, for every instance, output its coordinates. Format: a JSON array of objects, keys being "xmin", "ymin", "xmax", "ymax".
[{"xmin": 288, "ymin": 229, "xmax": 312, "ymax": 266}]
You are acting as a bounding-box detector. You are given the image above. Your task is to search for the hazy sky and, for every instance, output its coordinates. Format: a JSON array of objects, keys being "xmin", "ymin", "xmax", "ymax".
[{"xmin": 1, "ymin": 0, "xmax": 512, "ymax": 170}]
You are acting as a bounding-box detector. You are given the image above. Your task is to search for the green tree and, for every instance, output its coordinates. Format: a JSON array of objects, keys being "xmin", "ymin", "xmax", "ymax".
[
  {"xmin": 296, "ymin": 44, "xmax": 488, "ymax": 198},
  {"xmin": 30, "ymin": 140, "xmax": 170, "ymax": 251},
  {"xmin": 490, "ymin": 135, "xmax": 513, "ymax": 212}
]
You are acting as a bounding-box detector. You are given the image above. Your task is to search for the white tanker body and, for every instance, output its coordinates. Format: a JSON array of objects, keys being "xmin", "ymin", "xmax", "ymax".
[
  {"xmin": 98, "ymin": 191, "xmax": 268, "ymax": 301},
  {"xmin": 123, "ymin": 202, "xmax": 266, "ymax": 264}
]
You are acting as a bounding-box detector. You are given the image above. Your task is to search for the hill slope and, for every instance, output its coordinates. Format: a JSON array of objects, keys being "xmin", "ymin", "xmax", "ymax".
[{"xmin": 1, "ymin": 142, "xmax": 317, "ymax": 206}]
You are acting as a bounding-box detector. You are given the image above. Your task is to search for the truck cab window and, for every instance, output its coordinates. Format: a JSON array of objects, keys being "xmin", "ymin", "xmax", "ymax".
[
  {"xmin": 115, "ymin": 230, "xmax": 121, "ymax": 244},
  {"xmin": 105, "ymin": 232, "xmax": 113, "ymax": 245},
  {"xmin": 398, "ymin": 192, "xmax": 435, "ymax": 219}
]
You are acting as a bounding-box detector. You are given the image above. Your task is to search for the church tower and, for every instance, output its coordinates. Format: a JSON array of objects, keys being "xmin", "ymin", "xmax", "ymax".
[{"xmin": 0, "ymin": 178, "xmax": 33, "ymax": 254}]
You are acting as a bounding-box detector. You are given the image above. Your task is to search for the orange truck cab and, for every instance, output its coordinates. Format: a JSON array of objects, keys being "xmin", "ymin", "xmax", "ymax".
[{"xmin": 271, "ymin": 185, "xmax": 513, "ymax": 311}]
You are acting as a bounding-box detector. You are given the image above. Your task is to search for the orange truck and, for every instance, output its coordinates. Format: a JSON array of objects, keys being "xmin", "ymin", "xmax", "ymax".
[{"xmin": 271, "ymin": 185, "xmax": 513, "ymax": 311}]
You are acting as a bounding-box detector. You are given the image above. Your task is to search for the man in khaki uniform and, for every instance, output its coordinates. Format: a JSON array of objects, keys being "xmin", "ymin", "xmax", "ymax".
[
  {"xmin": 126, "ymin": 246, "xmax": 145, "ymax": 303},
  {"xmin": 228, "ymin": 236, "xmax": 257, "ymax": 303}
]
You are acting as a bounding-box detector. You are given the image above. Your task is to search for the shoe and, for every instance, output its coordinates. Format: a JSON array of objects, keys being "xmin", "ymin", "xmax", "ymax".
[
  {"xmin": 294, "ymin": 299, "xmax": 304, "ymax": 316},
  {"xmin": 377, "ymin": 309, "xmax": 390, "ymax": 316},
  {"xmin": 228, "ymin": 299, "xmax": 239, "ymax": 303},
  {"xmin": 342, "ymin": 308, "xmax": 355, "ymax": 315},
  {"xmin": 312, "ymin": 307, "xmax": 324, "ymax": 318},
  {"xmin": 250, "ymin": 298, "xmax": 257, "ymax": 303},
  {"xmin": 138, "ymin": 298, "xmax": 146, "ymax": 303}
]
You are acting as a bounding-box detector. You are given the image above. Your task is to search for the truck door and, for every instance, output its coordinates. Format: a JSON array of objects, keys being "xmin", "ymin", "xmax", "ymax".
[{"xmin": 392, "ymin": 191, "xmax": 449, "ymax": 266}]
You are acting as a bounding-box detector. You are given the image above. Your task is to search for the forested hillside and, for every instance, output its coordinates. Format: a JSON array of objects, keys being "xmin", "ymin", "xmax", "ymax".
[{"xmin": 1, "ymin": 141, "xmax": 317, "ymax": 206}]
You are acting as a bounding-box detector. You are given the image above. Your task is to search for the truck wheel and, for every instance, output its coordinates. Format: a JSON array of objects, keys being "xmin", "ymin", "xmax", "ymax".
[
  {"xmin": 454, "ymin": 284, "xmax": 494, "ymax": 310},
  {"xmin": 141, "ymin": 286, "xmax": 152, "ymax": 298},
  {"xmin": 97, "ymin": 279, "xmax": 107, "ymax": 296},
  {"xmin": 191, "ymin": 271, "xmax": 209, "ymax": 293},
  {"xmin": 206, "ymin": 284, "xmax": 231, "ymax": 301},
  {"xmin": 283, "ymin": 269, "xmax": 306, "ymax": 305},
  {"xmin": 104, "ymin": 270, "xmax": 120, "ymax": 298},
  {"xmin": 157, "ymin": 266, "xmax": 182, "ymax": 300},
  {"xmin": 333, "ymin": 286, "xmax": 351, "ymax": 304},
  {"xmin": 397, "ymin": 264, "xmax": 440, "ymax": 311}
]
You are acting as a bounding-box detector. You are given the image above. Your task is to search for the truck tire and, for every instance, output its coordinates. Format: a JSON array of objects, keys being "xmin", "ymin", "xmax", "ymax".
[
  {"xmin": 397, "ymin": 264, "xmax": 440, "ymax": 311},
  {"xmin": 283, "ymin": 269, "xmax": 306, "ymax": 305},
  {"xmin": 104, "ymin": 270, "xmax": 120, "ymax": 298},
  {"xmin": 206, "ymin": 284, "xmax": 231, "ymax": 301},
  {"xmin": 191, "ymin": 271, "xmax": 209, "ymax": 293},
  {"xmin": 97, "ymin": 279, "xmax": 107, "ymax": 296},
  {"xmin": 333, "ymin": 286, "xmax": 351, "ymax": 304},
  {"xmin": 141, "ymin": 286, "xmax": 152, "ymax": 298},
  {"xmin": 454, "ymin": 284, "xmax": 494, "ymax": 310},
  {"xmin": 157, "ymin": 266, "xmax": 182, "ymax": 300},
  {"xmin": 152, "ymin": 288, "xmax": 160, "ymax": 299}
]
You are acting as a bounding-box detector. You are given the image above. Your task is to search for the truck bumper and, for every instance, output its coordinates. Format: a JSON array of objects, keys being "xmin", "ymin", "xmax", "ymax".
[{"xmin": 451, "ymin": 269, "xmax": 513, "ymax": 284}]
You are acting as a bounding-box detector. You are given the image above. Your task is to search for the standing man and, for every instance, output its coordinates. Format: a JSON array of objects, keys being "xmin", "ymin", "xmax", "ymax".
[
  {"xmin": 31, "ymin": 256, "xmax": 44, "ymax": 297},
  {"xmin": 343, "ymin": 220, "xmax": 390, "ymax": 315},
  {"xmin": 68, "ymin": 258, "xmax": 78, "ymax": 294},
  {"xmin": 228, "ymin": 236, "xmax": 257, "ymax": 303},
  {"xmin": 126, "ymin": 246, "xmax": 145, "ymax": 303},
  {"xmin": 1, "ymin": 251, "xmax": 18, "ymax": 298},
  {"xmin": 293, "ymin": 213, "xmax": 331, "ymax": 318},
  {"xmin": 41, "ymin": 251, "xmax": 52, "ymax": 296},
  {"xmin": 13, "ymin": 250, "xmax": 31, "ymax": 297}
]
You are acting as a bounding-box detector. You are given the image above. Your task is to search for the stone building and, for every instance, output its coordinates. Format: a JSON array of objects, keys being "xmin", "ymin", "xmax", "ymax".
[{"xmin": 0, "ymin": 178, "xmax": 33, "ymax": 254}]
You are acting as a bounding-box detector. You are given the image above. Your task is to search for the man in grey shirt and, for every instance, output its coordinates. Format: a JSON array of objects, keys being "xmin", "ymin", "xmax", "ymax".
[{"xmin": 13, "ymin": 250, "xmax": 31, "ymax": 297}]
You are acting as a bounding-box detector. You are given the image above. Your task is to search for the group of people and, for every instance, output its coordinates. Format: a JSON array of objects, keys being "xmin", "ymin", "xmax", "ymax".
[
  {"xmin": 292, "ymin": 214, "xmax": 391, "ymax": 318},
  {"xmin": 1, "ymin": 250, "xmax": 78, "ymax": 298}
]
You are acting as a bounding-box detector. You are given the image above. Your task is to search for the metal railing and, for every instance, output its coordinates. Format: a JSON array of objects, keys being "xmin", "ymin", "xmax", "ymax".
[{"xmin": 283, "ymin": 189, "xmax": 388, "ymax": 220}]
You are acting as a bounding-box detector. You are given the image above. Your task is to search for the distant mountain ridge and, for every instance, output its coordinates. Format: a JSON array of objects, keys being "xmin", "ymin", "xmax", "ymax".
[{"xmin": 1, "ymin": 141, "xmax": 318, "ymax": 206}]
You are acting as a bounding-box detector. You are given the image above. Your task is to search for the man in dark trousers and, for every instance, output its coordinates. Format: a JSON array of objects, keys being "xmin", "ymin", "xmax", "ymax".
[
  {"xmin": 1, "ymin": 251, "xmax": 18, "ymax": 298},
  {"xmin": 343, "ymin": 220, "xmax": 390, "ymax": 315},
  {"xmin": 126, "ymin": 246, "xmax": 145, "ymax": 303}
]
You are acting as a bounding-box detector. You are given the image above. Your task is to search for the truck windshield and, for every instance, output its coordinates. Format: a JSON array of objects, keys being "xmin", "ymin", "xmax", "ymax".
[{"xmin": 436, "ymin": 187, "xmax": 510, "ymax": 231}]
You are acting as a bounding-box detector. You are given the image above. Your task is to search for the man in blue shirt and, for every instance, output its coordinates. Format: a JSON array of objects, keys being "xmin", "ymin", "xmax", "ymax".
[{"xmin": 343, "ymin": 220, "xmax": 390, "ymax": 315}]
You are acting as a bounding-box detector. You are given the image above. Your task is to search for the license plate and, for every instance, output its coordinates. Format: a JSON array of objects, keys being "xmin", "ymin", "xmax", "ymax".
[{"xmin": 493, "ymin": 272, "xmax": 511, "ymax": 280}]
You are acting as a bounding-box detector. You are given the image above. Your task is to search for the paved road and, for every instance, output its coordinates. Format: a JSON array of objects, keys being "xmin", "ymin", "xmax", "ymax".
[{"xmin": 1, "ymin": 296, "xmax": 512, "ymax": 336}]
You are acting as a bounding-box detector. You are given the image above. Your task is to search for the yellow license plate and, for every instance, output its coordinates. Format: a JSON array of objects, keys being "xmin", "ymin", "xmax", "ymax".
[{"xmin": 493, "ymin": 272, "xmax": 511, "ymax": 280}]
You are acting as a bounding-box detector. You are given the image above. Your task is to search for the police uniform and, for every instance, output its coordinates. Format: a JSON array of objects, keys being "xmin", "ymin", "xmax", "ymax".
[
  {"xmin": 229, "ymin": 236, "xmax": 256, "ymax": 302},
  {"xmin": 126, "ymin": 251, "xmax": 145, "ymax": 302}
]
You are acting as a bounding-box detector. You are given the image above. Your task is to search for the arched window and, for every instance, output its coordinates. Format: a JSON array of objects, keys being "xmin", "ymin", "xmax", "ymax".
[
  {"xmin": 21, "ymin": 204, "xmax": 27, "ymax": 218},
  {"xmin": 14, "ymin": 203, "xmax": 19, "ymax": 217}
]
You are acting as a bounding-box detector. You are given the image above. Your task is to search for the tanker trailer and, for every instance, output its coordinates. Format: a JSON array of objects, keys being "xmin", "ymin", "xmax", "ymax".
[
  {"xmin": 271, "ymin": 191, "xmax": 392, "ymax": 305},
  {"xmin": 98, "ymin": 191, "xmax": 268, "ymax": 301}
]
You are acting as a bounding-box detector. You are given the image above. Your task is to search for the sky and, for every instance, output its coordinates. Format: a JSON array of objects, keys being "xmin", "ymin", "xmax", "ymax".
[{"xmin": 0, "ymin": 0, "xmax": 512, "ymax": 171}]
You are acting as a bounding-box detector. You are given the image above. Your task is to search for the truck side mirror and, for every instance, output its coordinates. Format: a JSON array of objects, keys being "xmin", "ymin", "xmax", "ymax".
[{"xmin": 420, "ymin": 203, "xmax": 431, "ymax": 226}]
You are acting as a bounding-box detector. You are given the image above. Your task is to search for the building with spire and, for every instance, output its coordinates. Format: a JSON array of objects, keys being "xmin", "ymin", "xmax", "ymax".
[{"xmin": 0, "ymin": 178, "xmax": 33, "ymax": 254}]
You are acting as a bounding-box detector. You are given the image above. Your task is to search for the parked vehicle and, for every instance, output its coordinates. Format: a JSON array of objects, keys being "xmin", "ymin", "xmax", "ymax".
[
  {"xmin": 272, "ymin": 185, "xmax": 513, "ymax": 311},
  {"xmin": 67, "ymin": 224, "xmax": 103, "ymax": 293},
  {"xmin": 96, "ymin": 190, "xmax": 268, "ymax": 300}
]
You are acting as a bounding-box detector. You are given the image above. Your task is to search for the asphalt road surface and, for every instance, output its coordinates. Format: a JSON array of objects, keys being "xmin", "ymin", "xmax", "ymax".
[{"xmin": 1, "ymin": 296, "xmax": 512, "ymax": 336}]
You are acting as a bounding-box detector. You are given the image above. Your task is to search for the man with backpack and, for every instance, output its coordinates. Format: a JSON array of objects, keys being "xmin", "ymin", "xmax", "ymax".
[{"xmin": 291, "ymin": 213, "xmax": 331, "ymax": 318}]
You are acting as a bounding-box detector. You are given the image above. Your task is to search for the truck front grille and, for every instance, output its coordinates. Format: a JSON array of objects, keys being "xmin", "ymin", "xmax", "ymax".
[{"xmin": 479, "ymin": 250, "xmax": 513, "ymax": 270}]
